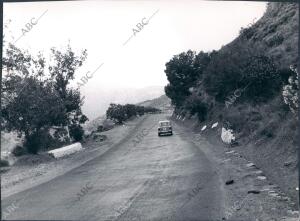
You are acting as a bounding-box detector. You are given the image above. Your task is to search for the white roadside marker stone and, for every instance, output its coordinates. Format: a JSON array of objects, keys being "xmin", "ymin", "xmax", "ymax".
[
  {"xmin": 211, "ymin": 122, "xmax": 218, "ymax": 128},
  {"xmin": 225, "ymin": 150, "xmax": 235, "ymax": 154},
  {"xmin": 257, "ymin": 176, "xmax": 267, "ymax": 180},
  {"xmin": 246, "ymin": 163, "xmax": 255, "ymax": 168}
]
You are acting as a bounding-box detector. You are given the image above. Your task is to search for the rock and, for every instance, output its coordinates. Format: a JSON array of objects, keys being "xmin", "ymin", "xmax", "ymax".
[
  {"xmin": 221, "ymin": 127, "xmax": 235, "ymax": 144},
  {"xmin": 279, "ymin": 196, "xmax": 290, "ymax": 201},
  {"xmin": 246, "ymin": 163, "xmax": 255, "ymax": 168},
  {"xmin": 211, "ymin": 122, "xmax": 218, "ymax": 128},
  {"xmin": 201, "ymin": 125, "xmax": 207, "ymax": 131},
  {"xmin": 230, "ymin": 141, "xmax": 239, "ymax": 147},
  {"xmin": 269, "ymin": 192, "xmax": 279, "ymax": 197},
  {"xmin": 222, "ymin": 159, "xmax": 231, "ymax": 163},
  {"xmin": 225, "ymin": 150, "xmax": 235, "ymax": 154},
  {"xmin": 287, "ymin": 210, "xmax": 299, "ymax": 216},
  {"xmin": 284, "ymin": 161, "xmax": 293, "ymax": 167},
  {"xmin": 257, "ymin": 176, "xmax": 267, "ymax": 180},
  {"xmin": 92, "ymin": 133, "xmax": 107, "ymax": 141},
  {"xmin": 225, "ymin": 180, "xmax": 234, "ymax": 185},
  {"xmin": 248, "ymin": 190, "xmax": 260, "ymax": 194}
]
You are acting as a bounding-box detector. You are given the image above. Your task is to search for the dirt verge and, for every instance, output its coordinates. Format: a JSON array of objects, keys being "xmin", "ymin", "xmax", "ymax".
[{"xmin": 172, "ymin": 116, "xmax": 299, "ymax": 221}]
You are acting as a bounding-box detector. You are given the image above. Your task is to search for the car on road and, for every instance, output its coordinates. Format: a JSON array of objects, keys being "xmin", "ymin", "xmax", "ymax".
[{"xmin": 158, "ymin": 120, "xmax": 173, "ymax": 136}]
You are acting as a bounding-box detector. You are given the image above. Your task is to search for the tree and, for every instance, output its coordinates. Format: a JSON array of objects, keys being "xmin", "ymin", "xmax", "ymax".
[
  {"xmin": 164, "ymin": 50, "xmax": 211, "ymax": 107},
  {"xmin": 2, "ymin": 43, "xmax": 88, "ymax": 153},
  {"xmin": 49, "ymin": 44, "xmax": 88, "ymax": 127},
  {"xmin": 106, "ymin": 103, "xmax": 160, "ymax": 124},
  {"xmin": 106, "ymin": 104, "xmax": 127, "ymax": 124}
]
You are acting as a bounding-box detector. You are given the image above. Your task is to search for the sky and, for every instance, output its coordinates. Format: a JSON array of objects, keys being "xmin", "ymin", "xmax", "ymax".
[{"xmin": 3, "ymin": 0, "xmax": 267, "ymax": 119}]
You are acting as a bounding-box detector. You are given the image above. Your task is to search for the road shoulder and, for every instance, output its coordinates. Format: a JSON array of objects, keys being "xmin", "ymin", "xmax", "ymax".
[{"xmin": 171, "ymin": 118, "xmax": 299, "ymax": 221}]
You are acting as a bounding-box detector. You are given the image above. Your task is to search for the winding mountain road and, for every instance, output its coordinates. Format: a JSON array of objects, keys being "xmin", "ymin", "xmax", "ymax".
[{"xmin": 2, "ymin": 114, "xmax": 225, "ymax": 220}]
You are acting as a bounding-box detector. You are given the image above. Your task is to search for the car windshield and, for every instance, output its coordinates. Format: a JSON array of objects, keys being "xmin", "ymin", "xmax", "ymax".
[{"xmin": 160, "ymin": 122, "xmax": 170, "ymax": 126}]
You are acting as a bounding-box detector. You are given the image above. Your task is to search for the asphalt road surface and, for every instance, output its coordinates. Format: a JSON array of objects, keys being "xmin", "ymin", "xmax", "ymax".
[{"xmin": 2, "ymin": 114, "xmax": 225, "ymax": 221}]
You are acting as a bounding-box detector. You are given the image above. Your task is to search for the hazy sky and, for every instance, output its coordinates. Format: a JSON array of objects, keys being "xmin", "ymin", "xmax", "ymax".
[{"xmin": 3, "ymin": 0, "xmax": 267, "ymax": 119}]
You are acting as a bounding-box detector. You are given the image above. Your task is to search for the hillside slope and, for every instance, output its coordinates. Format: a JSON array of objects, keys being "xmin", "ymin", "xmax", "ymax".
[
  {"xmin": 225, "ymin": 2, "xmax": 298, "ymax": 69},
  {"xmin": 168, "ymin": 2, "xmax": 299, "ymax": 204},
  {"xmin": 138, "ymin": 94, "xmax": 173, "ymax": 113}
]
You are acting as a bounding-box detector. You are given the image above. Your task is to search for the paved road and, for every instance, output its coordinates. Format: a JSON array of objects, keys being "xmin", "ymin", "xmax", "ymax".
[{"xmin": 2, "ymin": 114, "xmax": 225, "ymax": 220}]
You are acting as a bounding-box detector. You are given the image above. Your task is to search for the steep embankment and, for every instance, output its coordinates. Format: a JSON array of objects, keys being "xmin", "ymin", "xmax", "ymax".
[
  {"xmin": 224, "ymin": 2, "xmax": 298, "ymax": 69},
  {"xmin": 171, "ymin": 2, "xmax": 299, "ymax": 204},
  {"xmin": 218, "ymin": 2, "xmax": 299, "ymax": 203}
]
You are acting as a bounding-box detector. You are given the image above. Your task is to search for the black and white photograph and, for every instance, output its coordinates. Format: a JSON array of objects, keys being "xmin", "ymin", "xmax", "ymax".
[{"xmin": 1, "ymin": 1, "xmax": 299, "ymax": 220}]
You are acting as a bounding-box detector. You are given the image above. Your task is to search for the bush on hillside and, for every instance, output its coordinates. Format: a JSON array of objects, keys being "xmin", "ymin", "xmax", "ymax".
[
  {"xmin": 240, "ymin": 55, "xmax": 282, "ymax": 102},
  {"xmin": 282, "ymin": 66, "xmax": 298, "ymax": 117},
  {"xmin": 12, "ymin": 145, "xmax": 27, "ymax": 156},
  {"xmin": 184, "ymin": 95, "xmax": 208, "ymax": 122},
  {"xmin": 69, "ymin": 124, "xmax": 84, "ymax": 142},
  {"xmin": 0, "ymin": 159, "xmax": 9, "ymax": 167},
  {"xmin": 24, "ymin": 129, "xmax": 50, "ymax": 154}
]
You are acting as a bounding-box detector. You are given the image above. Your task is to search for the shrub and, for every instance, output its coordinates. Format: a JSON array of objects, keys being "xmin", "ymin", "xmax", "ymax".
[
  {"xmin": 24, "ymin": 129, "xmax": 49, "ymax": 154},
  {"xmin": 241, "ymin": 55, "xmax": 282, "ymax": 102},
  {"xmin": 69, "ymin": 124, "xmax": 84, "ymax": 142},
  {"xmin": 282, "ymin": 66, "xmax": 298, "ymax": 117},
  {"xmin": 185, "ymin": 95, "xmax": 208, "ymax": 122},
  {"xmin": 12, "ymin": 145, "xmax": 27, "ymax": 156},
  {"xmin": 97, "ymin": 125, "xmax": 104, "ymax": 132},
  {"xmin": 0, "ymin": 159, "xmax": 9, "ymax": 167}
]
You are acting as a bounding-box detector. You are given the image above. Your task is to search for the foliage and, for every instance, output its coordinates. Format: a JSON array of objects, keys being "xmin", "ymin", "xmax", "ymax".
[
  {"xmin": 23, "ymin": 128, "xmax": 52, "ymax": 154},
  {"xmin": 240, "ymin": 55, "xmax": 283, "ymax": 102},
  {"xmin": 164, "ymin": 41, "xmax": 290, "ymax": 119},
  {"xmin": 282, "ymin": 66, "xmax": 298, "ymax": 117},
  {"xmin": 12, "ymin": 145, "xmax": 27, "ymax": 157},
  {"xmin": 69, "ymin": 124, "xmax": 84, "ymax": 142},
  {"xmin": 2, "ymin": 43, "xmax": 88, "ymax": 154},
  {"xmin": 106, "ymin": 103, "xmax": 160, "ymax": 124},
  {"xmin": 0, "ymin": 159, "xmax": 9, "ymax": 167},
  {"xmin": 184, "ymin": 94, "xmax": 208, "ymax": 122},
  {"xmin": 164, "ymin": 50, "xmax": 212, "ymax": 107}
]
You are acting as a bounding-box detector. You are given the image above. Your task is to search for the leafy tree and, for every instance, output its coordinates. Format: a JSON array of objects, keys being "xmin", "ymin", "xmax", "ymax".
[
  {"xmin": 2, "ymin": 43, "xmax": 88, "ymax": 153},
  {"xmin": 49, "ymin": 44, "xmax": 88, "ymax": 126},
  {"xmin": 164, "ymin": 50, "xmax": 211, "ymax": 107},
  {"xmin": 106, "ymin": 103, "xmax": 160, "ymax": 124}
]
